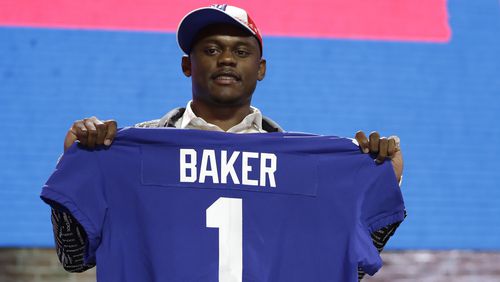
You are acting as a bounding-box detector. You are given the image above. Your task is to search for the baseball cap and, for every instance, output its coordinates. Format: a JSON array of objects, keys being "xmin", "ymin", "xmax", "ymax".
[{"xmin": 177, "ymin": 4, "xmax": 263, "ymax": 56}]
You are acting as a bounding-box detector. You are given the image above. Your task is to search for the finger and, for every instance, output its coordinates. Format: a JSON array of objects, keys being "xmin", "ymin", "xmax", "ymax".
[
  {"xmin": 94, "ymin": 119, "xmax": 106, "ymax": 146},
  {"xmin": 387, "ymin": 138, "xmax": 397, "ymax": 157},
  {"xmin": 389, "ymin": 135, "xmax": 401, "ymax": 152},
  {"xmin": 103, "ymin": 120, "xmax": 117, "ymax": 146},
  {"xmin": 376, "ymin": 137, "xmax": 388, "ymax": 163},
  {"xmin": 355, "ymin": 131, "xmax": 369, "ymax": 153},
  {"xmin": 369, "ymin": 131, "xmax": 380, "ymax": 153},
  {"xmin": 73, "ymin": 121, "xmax": 89, "ymax": 147},
  {"xmin": 84, "ymin": 118, "xmax": 98, "ymax": 149}
]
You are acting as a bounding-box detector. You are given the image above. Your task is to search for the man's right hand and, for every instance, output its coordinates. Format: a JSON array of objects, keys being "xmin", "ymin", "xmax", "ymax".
[{"xmin": 64, "ymin": 117, "xmax": 117, "ymax": 152}]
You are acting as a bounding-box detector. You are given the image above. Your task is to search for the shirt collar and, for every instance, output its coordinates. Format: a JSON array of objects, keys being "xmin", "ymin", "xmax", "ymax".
[{"xmin": 178, "ymin": 101, "xmax": 264, "ymax": 133}]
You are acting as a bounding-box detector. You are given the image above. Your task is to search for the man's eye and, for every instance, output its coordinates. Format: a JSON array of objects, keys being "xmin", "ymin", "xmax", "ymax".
[
  {"xmin": 205, "ymin": 48, "xmax": 219, "ymax": 55},
  {"xmin": 235, "ymin": 50, "xmax": 250, "ymax": 57}
]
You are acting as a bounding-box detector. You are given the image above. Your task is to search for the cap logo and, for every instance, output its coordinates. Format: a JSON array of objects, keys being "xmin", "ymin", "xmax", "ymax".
[{"xmin": 211, "ymin": 4, "xmax": 228, "ymax": 11}]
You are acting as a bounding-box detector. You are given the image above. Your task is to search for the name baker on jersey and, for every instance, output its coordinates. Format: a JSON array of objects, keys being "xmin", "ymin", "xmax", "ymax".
[{"xmin": 179, "ymin": 149, "xmax": 277, "ymax": 187}]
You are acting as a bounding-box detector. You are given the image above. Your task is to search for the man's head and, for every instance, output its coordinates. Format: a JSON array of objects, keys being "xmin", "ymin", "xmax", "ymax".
[
  {"xmin": 177, "ymin": 4, "xmax": 263, "ymax": 57},
  {"xmin": 177, "ymin": 5, "xmax": 266, "ymax": 108}
]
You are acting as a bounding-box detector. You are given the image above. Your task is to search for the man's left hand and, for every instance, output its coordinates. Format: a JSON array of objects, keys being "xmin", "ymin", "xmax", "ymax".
[{"xmin": 355, "ymin": 131, "xmax": 403, "ymax": 183}]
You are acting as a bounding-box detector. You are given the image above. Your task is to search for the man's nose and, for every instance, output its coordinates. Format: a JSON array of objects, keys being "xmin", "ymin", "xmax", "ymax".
[{"xmin": 217, "ymin": 49, "xmax": 236, "ymax": 66}]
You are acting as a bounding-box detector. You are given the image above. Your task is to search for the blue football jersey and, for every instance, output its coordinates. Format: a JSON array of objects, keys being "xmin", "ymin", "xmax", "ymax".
[{"xmin": 41, "ymin": 128, "xmax": 405, "ymax": 282}]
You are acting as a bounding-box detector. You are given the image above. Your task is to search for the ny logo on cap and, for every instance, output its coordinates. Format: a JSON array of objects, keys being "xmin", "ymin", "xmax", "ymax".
[{"xmin": 212, "ymin": 4, "xmax": 228, "ymax": 11}]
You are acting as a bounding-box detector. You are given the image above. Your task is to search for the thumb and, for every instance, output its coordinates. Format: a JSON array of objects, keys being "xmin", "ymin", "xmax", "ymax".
[
  {"xmin": 391, "ymin": 150, "xmax": 404, "ymax": 183},
  {"xmin": 63, "ymin": 129, "xmax": 78, "ymax": 152}
]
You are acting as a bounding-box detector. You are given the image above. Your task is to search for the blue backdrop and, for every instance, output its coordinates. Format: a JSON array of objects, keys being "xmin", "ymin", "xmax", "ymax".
[{"xmin": 0, "ymin": 0, "xmax": 499, "ymax": 249}]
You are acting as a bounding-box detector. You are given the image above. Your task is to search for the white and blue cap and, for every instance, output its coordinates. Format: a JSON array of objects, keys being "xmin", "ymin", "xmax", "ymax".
[{"xmin": 176, "ymin": 4, "xmax": 263, "ymax": 55}]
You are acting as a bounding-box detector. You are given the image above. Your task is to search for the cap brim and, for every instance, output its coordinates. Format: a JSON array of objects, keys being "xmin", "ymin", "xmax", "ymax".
[{"xmin": 176, "ymin": 7, "xmax": 257, "ymax": 55}]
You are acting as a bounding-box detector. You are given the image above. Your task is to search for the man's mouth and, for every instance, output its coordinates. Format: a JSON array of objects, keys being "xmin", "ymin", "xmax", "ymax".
[{"xmin": 212, "ymin": 71, "xmax": 241, "ymax": 84}]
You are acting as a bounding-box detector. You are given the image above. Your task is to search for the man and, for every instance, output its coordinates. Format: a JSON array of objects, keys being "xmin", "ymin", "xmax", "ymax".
[{"xmin": 51, "ymin": 4, "xmax": 404, "ymax": 280}]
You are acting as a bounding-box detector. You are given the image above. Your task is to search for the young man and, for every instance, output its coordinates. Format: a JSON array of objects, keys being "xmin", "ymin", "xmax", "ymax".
[{"xmin": 52, "ymin": 4, "xmax": 404, "ymax": 280}]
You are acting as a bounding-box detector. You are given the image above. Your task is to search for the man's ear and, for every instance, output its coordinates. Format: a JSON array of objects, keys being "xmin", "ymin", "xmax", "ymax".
[
  {"xmin": 181, "ymin": 55, "xmax": 191, "ymax": 77},
  {"xmin": 257, "ymin": 59, "xmax": 266, "ymax": 81}
]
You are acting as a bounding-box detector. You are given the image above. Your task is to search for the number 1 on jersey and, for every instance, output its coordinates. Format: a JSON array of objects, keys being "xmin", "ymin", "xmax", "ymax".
[{"xmin": 206, "ymin": 197, "xmax": 243, "ymax": 282}]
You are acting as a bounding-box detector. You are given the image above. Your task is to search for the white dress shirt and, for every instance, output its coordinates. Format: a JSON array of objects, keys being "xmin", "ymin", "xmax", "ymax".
[{"xmin": 174, "ymin": 101, "xmax": 267, "ymax": 133}]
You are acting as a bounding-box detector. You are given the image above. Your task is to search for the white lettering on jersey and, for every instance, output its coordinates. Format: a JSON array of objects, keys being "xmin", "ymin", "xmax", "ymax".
[
  {"xmin": 221, "ymin": 150, "xmax": 240, "ymax": 185},
  {"xmin": 180, "ymin": 149, "xmax": 197, "ymax": 182},
  {"xmin": 260, "ymin": 153, "xmax": 277, "ymax": 187},
  {"xmin": 199, "ymin": 149, "xmax": 219, "ymax": 184},
  {"xmin": 242, "ymin": 152, "xmax": 259, "ymax": 186},
  {"xmin": 179, "ymin": 149, "xmax": 277, "ymax": 188}
]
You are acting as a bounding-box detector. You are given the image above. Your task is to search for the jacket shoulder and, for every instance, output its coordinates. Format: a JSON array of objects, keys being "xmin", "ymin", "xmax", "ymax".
[{"xmin": 134, "ymin": 119, "xmax": 162, "ymax": 128}]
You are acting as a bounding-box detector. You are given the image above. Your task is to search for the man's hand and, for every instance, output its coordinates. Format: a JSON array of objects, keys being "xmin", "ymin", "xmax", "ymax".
[
  {"xmin": 64, "ymin": 117, "xmax": 117, "ymax": 152},
  {"xmin": 355, "ymin": 131, "xmax": 403, "ymax": 183}
]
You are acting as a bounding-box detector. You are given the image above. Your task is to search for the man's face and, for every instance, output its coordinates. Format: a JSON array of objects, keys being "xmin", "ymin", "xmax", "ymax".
[{"xmin": 182, "ymin": 24, "xmax": 266, "ymax": 108}]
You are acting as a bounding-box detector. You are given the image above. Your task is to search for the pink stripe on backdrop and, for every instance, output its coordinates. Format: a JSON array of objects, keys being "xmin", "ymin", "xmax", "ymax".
[{"xmin": 0, "ymin": 0, "xmax": 450, "ymax": 42}]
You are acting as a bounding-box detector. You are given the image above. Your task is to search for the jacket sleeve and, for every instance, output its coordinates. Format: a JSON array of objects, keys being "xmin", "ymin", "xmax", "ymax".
[
  {"xmin": 357, "ymin": 211, "xmax": 406, "ymax": 280},
  {"xmin": 51, "ymin": 208, "xmax": 95, "ymax": 272}
]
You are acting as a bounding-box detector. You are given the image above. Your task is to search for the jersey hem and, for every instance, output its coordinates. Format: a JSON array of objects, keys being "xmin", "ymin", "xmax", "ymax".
[
  {"xmin": 40, "ymin": 187, "xmax": 100, "ymax": 265},
  {"xmin": 366, "ymin": 209, "xmax": 405, "ymax": 234}
]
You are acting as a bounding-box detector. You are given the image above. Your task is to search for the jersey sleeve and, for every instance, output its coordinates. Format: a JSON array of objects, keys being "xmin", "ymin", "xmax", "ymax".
[
  {"xmin": 353, "ymin": 221, "xmax": 383, "ymax": 276},
  {"xmin": 40, "ymin": 145, "xmax": 108, "ymax": 265},
  {"xmin": 356, "ymin": 159, "xmax": 405, "ymax": 233},
  {"xmin": 353, "ymin": 157, "xmax": 405, "ymax": 275}
]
